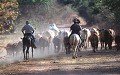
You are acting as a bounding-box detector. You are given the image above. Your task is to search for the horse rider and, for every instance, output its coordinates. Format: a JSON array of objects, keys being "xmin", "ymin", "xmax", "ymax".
[
  {"xmin": 22, "ymin": 21, "xmax": 36, "ymax": 48},
  {"xmin": 69, "ymin": 17, "xmax": 82, "ymax": 38}
]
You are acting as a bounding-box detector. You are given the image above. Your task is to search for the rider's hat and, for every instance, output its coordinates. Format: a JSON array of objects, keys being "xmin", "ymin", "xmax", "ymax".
[
  {"xmin": 26, "ymin": 21, "xmax": 29, "ymax": 24},
  {"xmin": 73, "ymin": 17, "xmax": 80, "ymax": 24}
]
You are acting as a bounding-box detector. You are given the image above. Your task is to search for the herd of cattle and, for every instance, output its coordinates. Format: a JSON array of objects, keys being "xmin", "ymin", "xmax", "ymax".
[
  {"xmin": 35, "ymin": 24, "xmax": 120, "ymax": 58},
  {"xmin": 5, "ymin": 23, "xmax": 120, "ymax": 59}
]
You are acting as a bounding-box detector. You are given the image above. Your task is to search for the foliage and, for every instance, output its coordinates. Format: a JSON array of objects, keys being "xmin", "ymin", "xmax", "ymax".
[
  {"xmin": 17, "ymin": 0, "xmax": 50, "ymax": 5},
  {"xmin": 0, "ymin": 0, "xmax": 19, "ymax": 34},
  {"xmin": 57, "ymin": 0, "xmax": 120, "ymax": 25},
  {"xmin": 100, "ymin": 0, "xmax": 120, "ymax": 24}
]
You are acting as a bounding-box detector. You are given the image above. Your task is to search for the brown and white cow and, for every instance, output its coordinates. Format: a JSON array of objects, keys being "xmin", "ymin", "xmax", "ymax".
[{"xmin": 80, "ymin": 28, "xmax": 91, "ymax": 49}]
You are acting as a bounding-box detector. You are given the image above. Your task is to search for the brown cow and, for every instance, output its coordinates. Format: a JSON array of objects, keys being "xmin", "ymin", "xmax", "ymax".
[
  {"xmin": 39, "ymin": 37, "xmax": 50, "ymax": 51},
  {"xmin": 63, "ymin": 36, "xmax": 71, "ymax": 54},
  {"xmin": 89, "ymin": 32, "xmax": 99, "ymax": 52},
  {"xmin": 99, "ymin": 29, "xmax": 115, "ymax": 50},
  {"xmin": 104, "ymin": 29, "xmax": 115, "ymax": 50},
  {"xmin": 99, "ymin": 29, "xmax": 106, "ymax": 50},
  {"xmin": 53, "ymin": 36, "xmax": 61, "ymax": 53},
  {"xmin": 115, "ymin": 35, "xmax": 120, "ymax": 51}
]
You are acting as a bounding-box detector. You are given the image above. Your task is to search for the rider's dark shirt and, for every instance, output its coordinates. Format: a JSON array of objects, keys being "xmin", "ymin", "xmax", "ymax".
[{"xmin": 70, "ymin": 24, "xmax": 81, "ymax": 34}]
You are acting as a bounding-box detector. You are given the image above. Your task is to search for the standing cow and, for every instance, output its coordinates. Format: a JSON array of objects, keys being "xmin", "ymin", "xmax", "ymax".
[
  {"xmin": 57, "ymin": 30, "xmax": 70, "ymax": 51},
  {"xmin": 89, "ymin": 32, "xmax": 99, "ymax": 52},
  {"xmin": 39, "ymin": 37, "xmax": 50, "ymax": 51},
  {"xmin": 49, "ymin": 23, "xmax": 59, "ymax": 36},
  {"xmin": 63, "ymin": 36, "xmax": 71, "ymax": 54},
  {"xmin": 80, "ymin": 28, "xmax": 91, "ymax": 49},
  {"xmin": 99, "ymin": 29, "xmax": 106, "ymax": 50},
  {"xmin": 115, "ymin": 35, "xmax": 120, "ymax": 51},
  {"xmin": 99, "ymin": 29, "xmax": 115, "ymax": 50},
  {"xmin": 53, "ymin": 36, "xmax": 61, "ymax": 53}
]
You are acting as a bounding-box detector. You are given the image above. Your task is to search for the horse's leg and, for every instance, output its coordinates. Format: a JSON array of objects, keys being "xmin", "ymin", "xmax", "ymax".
[
  {"xmin": 75, "ymin": 46, "xmax": 78, "ymax": 58},
  {"xmin": 32, "ymin": 47, "xmax": 33, "ymax": 58},
  {"xmin": 26, "ymin": 47, "xmax": 29, "ymax": 60},
  {"xmin": 23, "ymin": 46, "xmax": 26, "ymax": 60},
  {"xmin": 72, "ymin": 46, "xmax": 77, "ymax": 59}
]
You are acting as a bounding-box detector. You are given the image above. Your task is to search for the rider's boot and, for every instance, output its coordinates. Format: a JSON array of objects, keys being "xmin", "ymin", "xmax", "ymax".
[
  {"xmin": 32, "ymin": 38, "xmax": 37, "ymax": 49},
  {"xmin": 33, "ymin": 43, "xmax": 37, "ymax": 49}
]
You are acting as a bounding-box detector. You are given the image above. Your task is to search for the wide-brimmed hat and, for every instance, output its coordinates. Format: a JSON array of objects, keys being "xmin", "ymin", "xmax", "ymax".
[{"xmin": 73, "ymin": 18, "xmax": 80, "ymax": 23}]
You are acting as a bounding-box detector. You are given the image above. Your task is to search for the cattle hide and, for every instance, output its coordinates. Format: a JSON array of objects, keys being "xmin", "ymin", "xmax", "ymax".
[
  {"xmin": 89, "ymin": 33, "xmax": 99, "ymax": 52},
  {"xmin": 115, "ymin": 35, "xmax": 120, "ymax": 51}
]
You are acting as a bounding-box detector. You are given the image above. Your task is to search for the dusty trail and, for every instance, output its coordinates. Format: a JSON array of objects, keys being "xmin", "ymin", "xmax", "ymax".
[
  {"xmin": 0, "ymin": 48, "xmax": 120, "ymax": 75},
  {"xmin": 0, "ymin": 26, "xmax": 119, "ymax": 75}
]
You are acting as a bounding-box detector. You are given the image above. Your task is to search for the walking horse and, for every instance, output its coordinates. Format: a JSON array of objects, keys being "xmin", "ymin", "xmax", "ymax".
[
  {"xmin": 69, "ymin": 34, "xmax": 82, "ymax": 59},
  {"xmin": 22, "ymin": 35, "xmax": 34, "ymax": 60}
]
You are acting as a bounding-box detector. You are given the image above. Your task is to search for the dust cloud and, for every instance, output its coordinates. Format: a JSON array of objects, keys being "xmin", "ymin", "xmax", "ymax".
[
  {"xmin": 0, "ymin": 21, "xmax": 70, "ymax": 65},
  {"xmin": 0, "ymin": 39, "xmax": 62, "ymax": 65}
]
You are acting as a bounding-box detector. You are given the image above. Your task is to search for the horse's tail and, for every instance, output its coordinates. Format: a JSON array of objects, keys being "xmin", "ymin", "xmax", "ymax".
[{"xmin": 70, "ymin": 34, "xmax": 76, "ymax": 47}]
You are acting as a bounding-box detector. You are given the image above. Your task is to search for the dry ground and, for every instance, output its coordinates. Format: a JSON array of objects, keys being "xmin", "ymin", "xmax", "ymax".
[
  {"xmin": 0, "ymin": 26, "xmax": 120, "ymax": 75},
  {"xmin": 0, "ymin": 48, "xmax": 120, "ymax": 75}
]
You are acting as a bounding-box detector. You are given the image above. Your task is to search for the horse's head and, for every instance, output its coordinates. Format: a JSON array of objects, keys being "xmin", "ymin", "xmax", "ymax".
[{"xmin": 23, "ymin": 35, "xmax": 32, "ymax": 46}]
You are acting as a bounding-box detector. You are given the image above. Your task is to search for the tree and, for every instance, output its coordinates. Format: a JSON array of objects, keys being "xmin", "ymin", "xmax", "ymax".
[
  {"xmin": 100, "ymin": 0, "xmax": 120, "ymax": 24},
  {"xmin": 0, "ymin": 0, "xmax": 19, "ymax": 34},
  {"xmin": 57, "ymin": 0, "xmax": 120, "ymax": 25}
]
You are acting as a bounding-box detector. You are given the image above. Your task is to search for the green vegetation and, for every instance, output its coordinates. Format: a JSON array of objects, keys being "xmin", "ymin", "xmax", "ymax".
[
  {"xmin": 17, "ymin": 0, "xmax": 50, "ymax": 5},
  {"xmin": 0, "ymin": 0, "xmax": 19, "ymax": 34},
  {"xmin": 57, "ymin": 0, "xmax": 120, "ymax": 25},
  {"xmin": 0, "ymin": 0, "xmax": 120, "ymax": 34}
]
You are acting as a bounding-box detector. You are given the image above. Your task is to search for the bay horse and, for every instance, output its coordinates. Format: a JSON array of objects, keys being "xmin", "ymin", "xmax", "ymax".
[{"xmin": 22, "ymin": 35, "xmax": 34, "ymax": 60}]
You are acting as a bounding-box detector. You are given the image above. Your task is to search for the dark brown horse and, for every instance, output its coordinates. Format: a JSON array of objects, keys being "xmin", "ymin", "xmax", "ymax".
[{"xmin": 22, "ymin": 36, "xmax": 34, "ymax": 60}]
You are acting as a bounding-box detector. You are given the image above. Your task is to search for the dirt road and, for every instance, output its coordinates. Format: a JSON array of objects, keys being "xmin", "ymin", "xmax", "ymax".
[
  {"xmin": 0, "ymin": 27, "xmax": 120, "ymax": 75},
  {"xmin": 0, "ymin": 48, "xmax": 120, "ymax": 75}
]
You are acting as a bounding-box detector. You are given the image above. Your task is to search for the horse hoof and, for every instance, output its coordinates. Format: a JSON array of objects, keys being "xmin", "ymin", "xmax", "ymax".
[{"xmin": 72, "ymin": 56, "xmax": 75, "ymax": 59}]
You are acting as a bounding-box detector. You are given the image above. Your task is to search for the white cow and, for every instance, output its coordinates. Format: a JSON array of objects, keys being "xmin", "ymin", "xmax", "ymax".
[
  {"xmin": 80, "ymin": 28, "xmax": 91, "ymax": 49},
  {"xmin": 49, "ymin": 23, "xmax": 59, "ymax": 36},
  {"xmin": 41, "ymin": 29, "xmax": 55, "ymax": 43},
  {"xmin": 57, "ymin": 30, "xmax": 71, "ymax": 51}
]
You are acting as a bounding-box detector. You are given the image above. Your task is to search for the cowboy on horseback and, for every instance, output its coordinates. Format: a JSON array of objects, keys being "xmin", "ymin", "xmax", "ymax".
[
  {"xmin": 69, "ymin": 17, "xmax": 82, "ymax": 38},
  {"xmin": 22, "ymin": 21, "xmax": 36, "ymax": 49}
]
